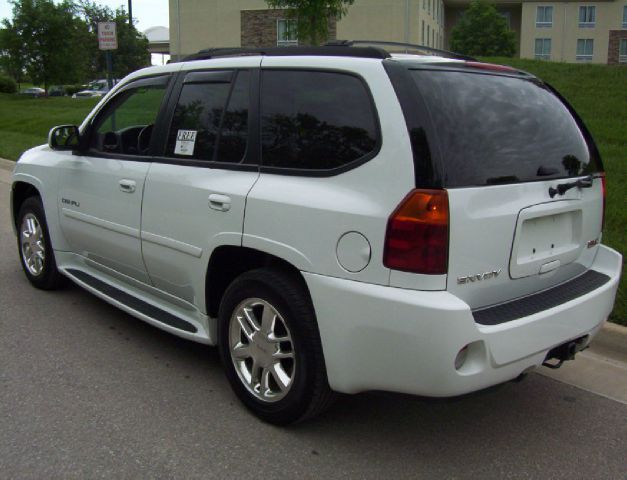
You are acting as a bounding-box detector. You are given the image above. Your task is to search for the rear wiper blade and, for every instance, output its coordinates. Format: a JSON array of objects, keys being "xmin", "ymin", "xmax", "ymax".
[{"xmin": 548, "ymin": 175, "xmax": 593, "ymax": 198}]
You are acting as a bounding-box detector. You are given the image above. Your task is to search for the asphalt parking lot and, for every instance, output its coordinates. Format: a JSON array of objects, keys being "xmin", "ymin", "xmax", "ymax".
[{"xmin": 1, "ymin": 165, "xmax": 626, "ymax": 479}]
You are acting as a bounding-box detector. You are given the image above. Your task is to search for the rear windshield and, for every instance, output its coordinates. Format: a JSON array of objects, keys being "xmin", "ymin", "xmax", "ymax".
[{"xmin": 411, "ymin": 70, "xmax": 601, "ymax": 187}]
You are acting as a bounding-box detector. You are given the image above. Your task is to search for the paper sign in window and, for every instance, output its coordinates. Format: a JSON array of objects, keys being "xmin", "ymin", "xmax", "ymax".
[{"xmin": 174, "ymin": 130, "xmax": 197, "ymax": 156}]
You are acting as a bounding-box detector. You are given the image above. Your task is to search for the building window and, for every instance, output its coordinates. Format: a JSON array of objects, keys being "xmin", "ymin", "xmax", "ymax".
[
  {"xmin": 578, "ymin": 6, "xmax": 595, "ymax": 28},
  {"xmin": 427, "ymin": 24, "xmax": 430, "ymax": 47},
  {"xmin": 534, "ymin": 38, "xmax": 551, "ymax": 60},
  {"xmin": 277, "ymin": 19, "xmax": 298, "ymax": 46},
  {"xmin": 428, "ymin": 0, "xmax": 431, "ymax": 16},
  {"xmin": 620, "ymin": 39, "xmax": 627, "ymax": 63},
  {"xmin": 500, "ymin": 11, "xmax": 511, "ymax": 29},
  {"xmin": 623, "ymin": 6, "xmax": 627, "ymax": 28},
  {"xmin": 421, "ymin": 21, "xmax": 425, "ymax": 44},
  {"xmin": 576, "ymin": 39, "xmax": 594, "ymax": 60},
  {"xmin": 536, "ymin": 6, "xmax": 553, "ymax": 27}
]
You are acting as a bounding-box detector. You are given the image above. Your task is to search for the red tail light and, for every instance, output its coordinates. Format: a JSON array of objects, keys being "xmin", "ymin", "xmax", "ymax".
[
  {"xmin": 383, "ymin": 189, "xmax": 449, "ymax": 275},
  {"xmin": 600, "ymin": 173, "xmax": 606, "ymax": 231}
]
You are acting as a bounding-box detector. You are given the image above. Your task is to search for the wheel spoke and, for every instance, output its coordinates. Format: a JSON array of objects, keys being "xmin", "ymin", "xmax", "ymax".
[
  {"xmin": 271, "ymin": 362, "xmax": 291, "ymax": 391},
  {"xmin": 232, "ymin": 343, "xmax": 251, "ymax": 360},
  {"xmin": 236, "ymin": 313, "xmax": 255, "ymax": 341},
  {"xmin": 272, "ymin": 349, "xmax": 294, "ymax": 360},
  {"xmin": 260, "ymin": 307, "xmax": 275, "ymax": 335},
  {"xmin": 261, "ymin": 367, "xmax": 272, "ymax": 395}
]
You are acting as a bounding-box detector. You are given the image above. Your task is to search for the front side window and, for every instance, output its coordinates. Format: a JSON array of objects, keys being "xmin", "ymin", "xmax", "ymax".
[
  {"xmin": 166, "ymin": 70, "xmax": 250, "ymax": 163},
  {"xmin": 91, "ymin": 82, "xmax": 167, "ymax": 155},
  {"xmin": 576, "ymin": 38, "xmax": 594, "ymax": 60},
  {"xmin": 536, "ymin": 6, "xmax": 553, "ymax": 27},
  {"xmin": 261, "ymin": 70, "xmax": 379, "ymax": 171},
  {"xmin": 620, "ymin": 39, "xmax": 627, "ymax": 63},
  {"xmin": 277, "ymin": 19, "xmax": 298, "ymax": 46},
  {"xmin": 535, "ymin": 38, "xmax": 552, "ymax": 60},
  {"xmin": 578, "ymin": 6, "xmax": 595, "ymax": 27}
]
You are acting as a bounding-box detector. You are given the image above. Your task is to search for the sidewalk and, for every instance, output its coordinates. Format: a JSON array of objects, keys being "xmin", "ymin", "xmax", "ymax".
[
  {"xmin": 0, "ymin": 157, "xmax": 14, "ymax": 184},
  {"xmin": 538, "ymin": 321, "xmax": 627, "ymax": 405},
  {"xmin": 2, "ymin": 154, "xmax": 626, "ymax": 403}
]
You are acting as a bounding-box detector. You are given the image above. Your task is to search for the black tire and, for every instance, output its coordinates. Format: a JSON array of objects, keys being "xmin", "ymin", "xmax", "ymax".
[
  {"xmin": 16, "ymin": 196, "xmax": 67, "ymax": 290},
  {"xmin": 218, "ymin": 268, "xmax": 335, "ymax": 425}
]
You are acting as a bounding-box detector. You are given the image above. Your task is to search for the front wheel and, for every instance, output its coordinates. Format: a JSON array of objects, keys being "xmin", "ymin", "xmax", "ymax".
[
  {"xmin": 16, "ymin": 196, "xmax": 67, "ymax": 290},
  {"xmin": 218, "ymin": 269, "xmax": 334, "ymax": 425}
]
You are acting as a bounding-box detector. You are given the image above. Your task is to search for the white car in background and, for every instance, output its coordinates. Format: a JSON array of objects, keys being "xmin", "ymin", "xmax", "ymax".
[
  {"xmin": 72, "ymin": 79, "xmax": 118, "ymax": 98},
  {"xmin": 10, "ymin": 43, "xmax": 622, "ymax": 425}
]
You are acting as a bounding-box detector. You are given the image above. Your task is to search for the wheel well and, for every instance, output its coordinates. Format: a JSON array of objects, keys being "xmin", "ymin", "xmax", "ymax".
[
  {"xmin": 206, "ymin": 246, "xmax": 310, "ymax": 318},
  {"xmin": 12, "ymin": 182, "xmax": 41, "ymax": 228}
]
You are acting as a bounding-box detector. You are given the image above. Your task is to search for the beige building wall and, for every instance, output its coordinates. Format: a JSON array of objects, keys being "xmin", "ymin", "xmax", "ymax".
[
  {"xmin": 520, "ymin": 1, "xmax": 627, "ymax": 63},
  {"xmin": 336, "ymin": 0, "xmax": 445, "ymax": 48},
  {"xmin": 170, "ymin": 0, "xmax": 626, "ymax": 63},
  {"xmin": 169, "ymin": 0, "xmax": 445, "ymax": 60}
]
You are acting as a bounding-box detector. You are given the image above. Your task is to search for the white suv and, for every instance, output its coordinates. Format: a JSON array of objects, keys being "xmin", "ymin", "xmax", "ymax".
[{"xmin": 11, "ymin": 45, "xmax": 622, "ymax": 424}]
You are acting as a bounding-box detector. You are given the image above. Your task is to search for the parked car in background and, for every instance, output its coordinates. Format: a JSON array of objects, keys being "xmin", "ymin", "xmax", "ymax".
[
  {"xmin": 72, "ymin": 79, "xmax": 118, "ymax": 98},
  {"xmin": 19, "ymin": 87, "xmax": 45, "ymax": 97}
]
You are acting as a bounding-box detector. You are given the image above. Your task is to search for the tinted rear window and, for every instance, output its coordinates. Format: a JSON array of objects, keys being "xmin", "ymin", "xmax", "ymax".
[{"xmin": 411, "ymin": 70, "xmax": 601, "ymax": 187}]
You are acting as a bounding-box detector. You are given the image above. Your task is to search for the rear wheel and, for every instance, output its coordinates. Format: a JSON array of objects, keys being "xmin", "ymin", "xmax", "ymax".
[
  {"xmin": 17, "ymin": 196, "xmax": 67, "ymax": 290},
  {"xmin": 218, "ymin": 268, "xmax": 334, "ymax": 425}
]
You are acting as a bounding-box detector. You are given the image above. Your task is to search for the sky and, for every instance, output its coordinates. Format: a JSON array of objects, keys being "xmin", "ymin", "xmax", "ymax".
[{"xmin": 0, "ymin": 0, "xmax": 169, "ymax": 31}]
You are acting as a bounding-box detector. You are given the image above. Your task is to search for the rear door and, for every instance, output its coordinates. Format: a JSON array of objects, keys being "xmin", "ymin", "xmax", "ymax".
[
  {"xmin": 140, "ymin": 60, "xmax": 260, "ymax": 308},
  {"xmin": 409, "ymin": 66, "xmax": 604, "ymax": 309}
]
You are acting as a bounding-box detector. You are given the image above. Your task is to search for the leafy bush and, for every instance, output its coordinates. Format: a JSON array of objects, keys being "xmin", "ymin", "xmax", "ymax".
[{"xmin": 0, "ymin": 75, "xmax": 17, "ymax": 94}]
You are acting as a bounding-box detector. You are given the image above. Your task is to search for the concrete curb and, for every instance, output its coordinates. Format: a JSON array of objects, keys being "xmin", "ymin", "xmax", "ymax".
[{"xmin": 0, "ymin": 157, "xmax": 15, "ymax": 171}]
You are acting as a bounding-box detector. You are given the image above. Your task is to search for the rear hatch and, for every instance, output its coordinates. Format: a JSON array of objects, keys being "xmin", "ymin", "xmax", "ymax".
[{"xmin": 400, "ymin": 62, "xmax": 604, "ymax": 309}]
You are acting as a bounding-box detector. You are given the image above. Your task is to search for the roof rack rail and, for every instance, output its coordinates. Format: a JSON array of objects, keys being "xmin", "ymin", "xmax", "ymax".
[
  {"xmin": 326, "ymin": 40, "xmax": 476, "ymax": 61},
  {"xmin": 181, "ymin": 45, "xmax": 391, "ymax": 62}
]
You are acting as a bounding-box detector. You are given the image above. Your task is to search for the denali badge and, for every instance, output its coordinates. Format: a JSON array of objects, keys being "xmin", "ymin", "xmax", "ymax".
[{"xmin": 457, "ymin": 269, "xmax": 502, "ymax": 285}]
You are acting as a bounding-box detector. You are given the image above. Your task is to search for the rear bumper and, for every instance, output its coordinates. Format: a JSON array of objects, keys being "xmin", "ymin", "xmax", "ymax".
[{"xmin": 304, "ymin": 244, "xmax": 622, "ymax": 397}]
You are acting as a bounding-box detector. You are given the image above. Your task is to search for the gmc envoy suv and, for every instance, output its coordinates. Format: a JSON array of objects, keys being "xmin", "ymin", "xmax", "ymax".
[{"xmin": 11, "ymin": 44, "xmax": 622, "ymax": 424}]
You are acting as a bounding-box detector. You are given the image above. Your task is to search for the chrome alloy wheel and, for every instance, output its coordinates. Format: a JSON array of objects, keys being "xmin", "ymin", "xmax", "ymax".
[
  {"xmin": 229, "ymin": 298, "xmax": 296, "ymax": 403},
  {"xmin": 20, "ymin": 213, "xmax": 45, "ymax": 276}
]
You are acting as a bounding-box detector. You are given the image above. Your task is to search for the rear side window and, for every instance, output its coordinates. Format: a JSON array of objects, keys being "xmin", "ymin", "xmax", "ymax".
[
  {"xmin": 166, "ymin": 70, "xmax": 250, "ymax": 162},
  {"xmin": 261, "ymin": 70, "xmax": 379, "ymax": 170},
  {"xmin": 411, "ymin": 70, "xmax": 601, "ymax": 187}
]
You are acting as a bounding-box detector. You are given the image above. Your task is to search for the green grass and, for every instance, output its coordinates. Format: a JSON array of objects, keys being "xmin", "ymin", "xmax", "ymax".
[
  {"xmin": 0, "ymin": 95, "xmax": 98, "ymax": 160},
  {"xmin": 0, "ymin": 58, "xmax": 625, "ymax": 324}
]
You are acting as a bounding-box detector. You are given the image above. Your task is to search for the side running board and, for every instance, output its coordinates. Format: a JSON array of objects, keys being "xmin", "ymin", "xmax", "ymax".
[{"xmin": 66, "ymin": 269, "xmax": 198, "ymax": 333}]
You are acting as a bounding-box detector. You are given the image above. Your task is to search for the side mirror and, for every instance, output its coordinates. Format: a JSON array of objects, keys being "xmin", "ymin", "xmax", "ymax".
[{"xmin": 48, "ymin": 125, "xmax": 80, "ymax": 151}]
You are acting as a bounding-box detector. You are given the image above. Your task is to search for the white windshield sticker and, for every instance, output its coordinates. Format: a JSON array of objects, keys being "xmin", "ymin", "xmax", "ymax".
[{"xmin": 174, "ymin": 129, "xmax": 197, "ymax": 156}]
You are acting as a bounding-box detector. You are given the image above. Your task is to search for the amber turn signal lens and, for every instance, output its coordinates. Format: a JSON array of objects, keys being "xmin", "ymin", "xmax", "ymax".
[{"xmin": 383, "ymin": 189, "xmax": 449, "ymax": 275}]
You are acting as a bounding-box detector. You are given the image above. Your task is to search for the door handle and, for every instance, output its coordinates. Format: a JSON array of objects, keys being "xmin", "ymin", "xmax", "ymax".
[
  {"xmin": 208, "ymin": 194, "xmax": 231, "ymax": 212},
  {"xmin": 119, "ymin": 179, "xmax": 136, "ymax": 193}
]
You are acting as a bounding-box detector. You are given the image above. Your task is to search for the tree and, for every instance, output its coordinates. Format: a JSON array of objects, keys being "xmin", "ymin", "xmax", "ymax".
[
  {"xmin": 265, "ymin": 0, "xmax": 355, "ymax": 46},
  {"xmin": 78, "ymin": 1, "xmax": 150, "ymax": 79},
  {"xmin": 1, "ymin": 0, "xmax": 90, "ymax": 92},
  {"xmin": 450, "ymin": 0, "xmax": 516, "ymax": 57},
  {"xmin": 0, "ymin": 25, "xmax": 26, "ymax": 88}
]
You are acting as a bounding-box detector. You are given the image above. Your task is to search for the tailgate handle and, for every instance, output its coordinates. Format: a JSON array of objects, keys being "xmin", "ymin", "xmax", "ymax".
[
  {"xmin": 539, "ymin": 260, "xmax": 561, "ymax": 274},
  {"xmin": 549, "ymin": 175, "xmax": 593, "ymax": 198}
]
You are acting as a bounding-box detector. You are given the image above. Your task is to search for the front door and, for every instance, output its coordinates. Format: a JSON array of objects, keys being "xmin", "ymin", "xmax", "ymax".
[{"xmin": 57, "ymin": 75, "xmax": 170, "ymax": 284}]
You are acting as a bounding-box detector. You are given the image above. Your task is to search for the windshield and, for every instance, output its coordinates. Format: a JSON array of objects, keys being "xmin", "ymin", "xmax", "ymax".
[{"xmin": 411, "ymin": 69, "xmax": 602, "ymax": 187}]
